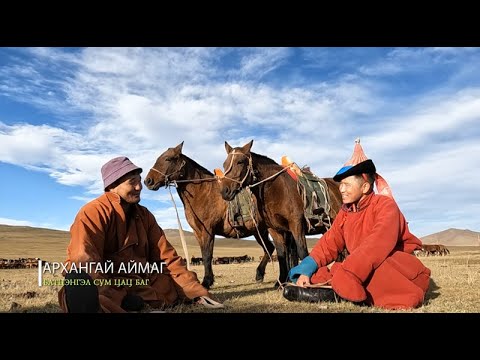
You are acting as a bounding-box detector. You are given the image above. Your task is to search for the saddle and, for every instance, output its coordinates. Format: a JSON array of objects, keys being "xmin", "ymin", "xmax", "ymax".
[
  {"xmin": 281, "ymin": 156, "xmax": 333, "ymax": 234},
  {"xmin": 227, "ymin": 187, "xmax": 257, "ymax": 229}
]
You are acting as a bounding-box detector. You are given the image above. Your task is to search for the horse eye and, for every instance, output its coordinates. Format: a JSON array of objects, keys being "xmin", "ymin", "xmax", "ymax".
[{"xmin": 165, "ymin": 157, "xmax": 172, "ymax": 162}]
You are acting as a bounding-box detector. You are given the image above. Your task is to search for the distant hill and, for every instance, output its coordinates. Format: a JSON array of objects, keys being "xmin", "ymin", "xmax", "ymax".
[
  {"xmin": 0, "ymin": 224, "xmax": 263, "ymax": 261},
  {"xmin": 1, "ymin": 224, "xmax": 478, "ymax": 261},
  {"xmin": 0, "ymin": 224, "xmax": 70, "ymax": 261},
  {"xmin": 421, "ymin": 228, "xmax": 480, "ymax": 246}
]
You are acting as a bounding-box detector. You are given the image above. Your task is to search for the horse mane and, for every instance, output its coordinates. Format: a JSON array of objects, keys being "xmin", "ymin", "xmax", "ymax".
[
  {"xmin": 182, "ymin": 154, "xmax": 214, "ymax": 176},
  {"xmin": 250, "ymin": 152, "xmax": 280, "ymax": 166}
]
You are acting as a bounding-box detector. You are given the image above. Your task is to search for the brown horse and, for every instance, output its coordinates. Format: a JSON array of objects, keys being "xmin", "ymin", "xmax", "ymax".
[
  {"xmin": 218, "ymin": 140, "xmax": 343, "ymax": 284},
  {"xmin": 143, "ymin": 142, "xmax": 276, "ymax": 289}
]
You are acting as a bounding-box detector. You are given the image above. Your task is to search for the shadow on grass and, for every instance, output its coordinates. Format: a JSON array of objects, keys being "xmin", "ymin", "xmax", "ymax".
[
  {"xmin": 6, "ymin": 302, "xmax": 62, "ymax": 313},
  {"xmin": 424, "ymin": 278, "xmax": 440, "ymax": 304},
  {"xmin": 211, "ymin": 281, "xmax": 280, "ymax": 301}
]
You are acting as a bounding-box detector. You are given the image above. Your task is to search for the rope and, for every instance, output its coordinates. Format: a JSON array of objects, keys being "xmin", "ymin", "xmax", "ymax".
[
  {"xmin": 168, "ymin": 186, "xmax": 190, "ymax": 270},
  {"xmin": 318, "ymin": 179, "xmax": 333, "ymax": 229},
  {"xmin": 149, "ymin": 163, "xmax": 217, "ymax": 186},
  {"xmin": 171, "ymin": 178, "xmax": 217, "ymax": 184},
  {"xmin": 244, "ymin": 189, "xmax": 279, "ymax": 282},
  {"xmin": 247, "ymin": 166, "xmax": 289, "ymax": 189}
]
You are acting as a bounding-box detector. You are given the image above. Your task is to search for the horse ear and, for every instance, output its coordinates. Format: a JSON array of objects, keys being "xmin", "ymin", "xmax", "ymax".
[
  {"xmin": 175, "ymin": 141, "xmax": 184, "ymax": 154},
  {"xmin": 243, "ymin": 140, "xmax": 254, "ymax": 153},
  {"xmin": 225, "ymin": 141, "xmax": 233, "ymax": 153}
]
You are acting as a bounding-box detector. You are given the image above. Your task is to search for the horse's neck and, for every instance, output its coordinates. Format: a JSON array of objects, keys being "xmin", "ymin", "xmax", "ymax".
[
  {"xmin": 175, "ymin": 158, "xmax": 216, "ymax": 198},
  {"xmin": 187, "ymin": 165, "xmax": 211, "ymax": 180},
  {"xmin": 174, "ymin": 159, "xmax": 224, "ymax": 224},
  {"xmin": 252, "ymin": 157, "xmax": 283, "ymax": 181}
]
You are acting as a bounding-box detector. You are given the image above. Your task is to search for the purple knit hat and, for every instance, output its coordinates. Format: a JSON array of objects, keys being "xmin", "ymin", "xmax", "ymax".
[{"xmin": 101, "ymin": 156, "xmax": 142, "ymax": 190}]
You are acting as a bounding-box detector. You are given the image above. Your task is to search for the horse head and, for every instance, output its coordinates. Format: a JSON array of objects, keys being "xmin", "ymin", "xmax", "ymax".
[
  {"xmin": 219, "ymin": 140, "xmax": 256, "ymax": 201},
  {"xmin": 144, "ymin": 141, "xmax": 187, "ymax": 190}
]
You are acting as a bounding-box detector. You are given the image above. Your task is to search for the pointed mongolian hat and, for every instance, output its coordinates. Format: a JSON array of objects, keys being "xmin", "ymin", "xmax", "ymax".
[{"xmin": 333, "ymin": 138, "xmax": 394, "ymax": 199}]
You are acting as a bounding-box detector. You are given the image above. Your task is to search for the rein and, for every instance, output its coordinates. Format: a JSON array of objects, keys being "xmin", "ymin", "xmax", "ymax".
[
  {"xmin": 241, "ymin": 188, "xmax": 280, "ymax": 285},
  {"xmin": 223, "ymin": 150, "xmax": 291, "ymax": 189},
  {"xmin": 247, "ymin": 166, "xmax": 289, "ymax": 189},
  {"xmin": 149, "ymin": 160, "xmax": 217, "ymax": 187},
  {"xmin": 167, "ymin": 185, "xmax": 190, "ymax": 270}
]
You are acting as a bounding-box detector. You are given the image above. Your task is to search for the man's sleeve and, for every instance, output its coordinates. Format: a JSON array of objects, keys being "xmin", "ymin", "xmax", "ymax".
[
  {"xmin": 288, "ymin": 212, "xmax": 346, "ymax": 283},
  {"xmin": 309, "ymin": 211, "xmax": 347, "ymax": 268},
  {"xmin": 146, "ymin": 211, "xmax": 208, "ymax": 299}
]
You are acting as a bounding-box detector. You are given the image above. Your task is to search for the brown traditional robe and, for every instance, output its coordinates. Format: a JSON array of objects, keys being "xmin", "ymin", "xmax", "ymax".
[{"xmin": 58, "ymin": 192, "xmax": 209, "ymax": 313}]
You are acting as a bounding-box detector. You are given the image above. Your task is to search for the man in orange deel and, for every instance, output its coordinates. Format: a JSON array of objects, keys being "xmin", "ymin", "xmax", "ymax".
[
  {"xmin": 283, "ymin": 138, "xmax": 431, "ymax": 309},
  {"xmin": 58, "ymin": 156, "xmax": 223, "ymax": 313}
]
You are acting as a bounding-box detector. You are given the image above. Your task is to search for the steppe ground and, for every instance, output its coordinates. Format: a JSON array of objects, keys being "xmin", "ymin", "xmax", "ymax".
[{"xmin": 1, "ymin": 246, "xmax": 478, "ymax": 313}]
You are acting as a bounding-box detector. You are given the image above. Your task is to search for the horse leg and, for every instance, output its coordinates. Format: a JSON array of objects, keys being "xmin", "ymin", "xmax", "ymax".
[
  {"xmin": 199, "ymin": 233, "xmax": 215, "ymax": 289},
  {"xmin": 269, "ymin": 229, "xmax": 289, "ymax": 288},
  {"xmin": 291, "ymin": 221, "xmax": 309, "ymax": 260},
  {"xmin": 286, "ymin": 232, "xmax": 299, "ymax": 269},
  {"xmin": 253, "ymin": 229, "xmax": 275, "ymax": 283}
]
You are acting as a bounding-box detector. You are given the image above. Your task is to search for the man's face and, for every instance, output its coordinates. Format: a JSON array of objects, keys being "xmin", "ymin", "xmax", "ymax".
[
  {"xmin": 339, "ymin": 175, "xmax": 367, "ymax": 204},
  {"xmin": 111, "ymin": 172, "xmax": 142, "ymax": 204}
]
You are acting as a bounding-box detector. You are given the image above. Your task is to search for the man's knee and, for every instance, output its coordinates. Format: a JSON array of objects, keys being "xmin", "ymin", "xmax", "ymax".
[
  {"xmin": 121, "ymin": 294, "xmax": 145, "ymax": 312},
  {"xmin": 64, "ymin": 271, "xmax": 100, "ymax": 313}
]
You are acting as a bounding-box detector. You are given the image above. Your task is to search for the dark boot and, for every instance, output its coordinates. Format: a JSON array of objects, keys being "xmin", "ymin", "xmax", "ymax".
[
  {"xmin": 283, "ymin": 285, "xmax": 338, "ymax": 303},
  {"xmin": 64, "ymin": 271, "xmax": 100, "ymax": 313}
]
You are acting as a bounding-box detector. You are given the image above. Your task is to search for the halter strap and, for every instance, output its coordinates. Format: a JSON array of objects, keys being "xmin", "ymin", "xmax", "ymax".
[
  {"xmin": 149, "ymin": 159, "xmax": 186, "ymax": 186},
  {"xmin": 222, "ymin": 150, "xmax": 254, "ymax": 186}
]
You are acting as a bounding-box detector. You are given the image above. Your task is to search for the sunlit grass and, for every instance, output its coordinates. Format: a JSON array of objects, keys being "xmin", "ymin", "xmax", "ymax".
[{"xmin": 1, "ymin": 247, "xmax": 479, "ymax": 313}]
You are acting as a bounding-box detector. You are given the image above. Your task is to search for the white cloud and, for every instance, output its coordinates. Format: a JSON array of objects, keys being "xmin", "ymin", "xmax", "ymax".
[
  {"xmin": 361, "ymin": 88, "xmax": 480, "ymax": 154},
  {"xmin": 1, "ymin": 47, "xmax": 480, "ymax": 236},
  {"xmin": 0, "ymin": 217, "xmax": 34, "ymax": 227},
  {"xmin": 237, "ymin": 47, "xmax": 291, "ymax": 79},
  {"xmin": 150, "ymin": 205, "xmax": 191, "ymax": 231},
  {"xmin": 359, "ymin": 47, "xmax": 480, "ymax": 77}
]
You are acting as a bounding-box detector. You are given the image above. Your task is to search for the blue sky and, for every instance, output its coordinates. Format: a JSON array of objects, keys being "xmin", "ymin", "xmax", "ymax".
[{"xmin": 0, "ymin": 47, "xmax": 479, "ymax": 238}]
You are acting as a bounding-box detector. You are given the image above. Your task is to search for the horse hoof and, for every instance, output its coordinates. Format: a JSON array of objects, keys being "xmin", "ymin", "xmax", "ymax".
[{"xmin": 255, "ymin": 278, "xmax": 264, "ymax": 283}]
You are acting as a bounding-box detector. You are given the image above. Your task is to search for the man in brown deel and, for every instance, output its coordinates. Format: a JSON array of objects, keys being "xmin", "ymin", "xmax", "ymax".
[{"xmin": 58, "ymin": 156, "xmax": 223, "ymax": 313}]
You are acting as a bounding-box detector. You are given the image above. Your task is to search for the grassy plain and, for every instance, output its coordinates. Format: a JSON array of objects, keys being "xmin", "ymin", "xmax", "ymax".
[{"xmin": 1, "ymin": 245, "xmax": 478, "ymax": 313}]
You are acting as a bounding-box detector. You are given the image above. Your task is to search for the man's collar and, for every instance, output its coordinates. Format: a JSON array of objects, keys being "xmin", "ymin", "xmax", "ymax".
[{"xmin": 342, "ymin": 192, "xmax": 375, "ymax": 212}]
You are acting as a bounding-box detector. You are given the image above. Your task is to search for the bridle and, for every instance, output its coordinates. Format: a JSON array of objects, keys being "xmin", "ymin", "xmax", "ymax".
[
  {"xmin": 149, "ymin": 159, "xmax": 186, "ymax": 187},
  {"xmin": 222, "ymin": 149, "xmax": 290, "ymax": 190},
  {"xmin": 150, "ymin": 159, "xmax": 217, "ymax": 187},
  {"xmin": 222, "ymin": 150, "xmax": 255, "ymax": 187}
]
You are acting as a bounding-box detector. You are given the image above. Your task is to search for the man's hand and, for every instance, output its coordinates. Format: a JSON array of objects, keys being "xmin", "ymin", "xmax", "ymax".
[{"xmin": 295, "ymin": 274, "xmax": 311, "ymax": 287}]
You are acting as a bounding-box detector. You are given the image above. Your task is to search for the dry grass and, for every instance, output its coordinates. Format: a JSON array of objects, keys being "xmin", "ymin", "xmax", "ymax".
[{"xmin": 1, "ymin": 246, "xmax": 479, "ymax": 313}]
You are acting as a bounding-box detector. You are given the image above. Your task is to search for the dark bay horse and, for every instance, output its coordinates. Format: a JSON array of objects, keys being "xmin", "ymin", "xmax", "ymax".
[
  {"xmin": 143, "ymin": 142, "xmax": 276, "ymax": 289},
  {"xmin": 218, "ymin": 140, "xmax": 343, "ymax": 284}
]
